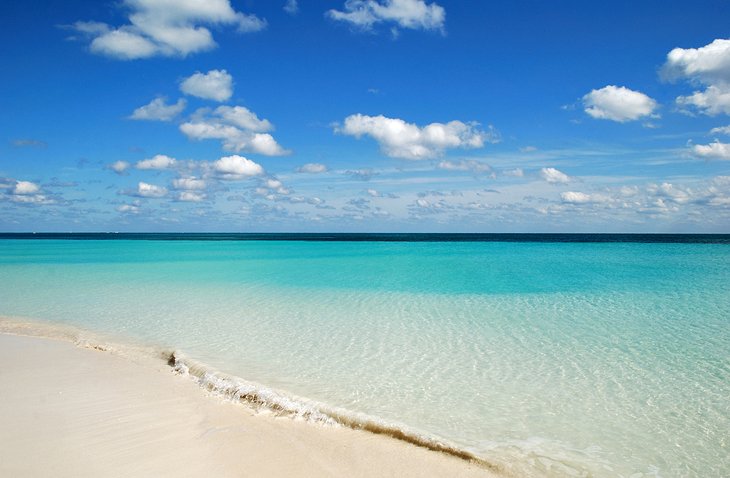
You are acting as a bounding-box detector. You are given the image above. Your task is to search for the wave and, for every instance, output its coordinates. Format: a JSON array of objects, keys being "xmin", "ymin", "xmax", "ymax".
[
  {"xmin": 0, "ymin": 316, "xmax": 503, "ymax": 474},
  {"xmin": 167, "ymin": 350, "xmax": 501, "ymax": 470}
]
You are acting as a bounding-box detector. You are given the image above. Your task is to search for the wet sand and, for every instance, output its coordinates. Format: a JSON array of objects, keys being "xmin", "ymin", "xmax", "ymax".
[{"xmin": 0, "ymin": 333, "xmax": 499, "ymax": 478}]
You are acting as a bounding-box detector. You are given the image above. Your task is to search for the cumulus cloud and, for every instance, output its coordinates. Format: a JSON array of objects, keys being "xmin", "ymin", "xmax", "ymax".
[
  {"xmin": 661, "ymin": 39, "xmax": 730, "ymax": 116},
  {"xmin": 117, "ymin": 203, "xmax": 141, "ymax": 214},
  {"xmin": 13, "ymin": 181, "xmax": 40, "ymax": 195},
  {"xmin": 296, "ymin": 163, "xmax": 328, "ymax": 174},
  {"xmin": 109, "ymin": 160, "xmax": 131, "ymax": 174},
  {"xmin": 172, "ymin": 177, "xmax": 206, "ymax": 190},
  {"xmin": 647, "ymin": 182, "xmax": 692, "ymax": 204},
  {"xmin": 136, "ymin": 154, "xmax": 177, "ymax": 170},
  {"xmin": 137, "ymin": 181, "xmax": 168, "ymax": 197},
  {"xmin": 177, "ymin": 191, "xmax": 207, "ymax": 202},
  {"xmin": 582, "ymin": 85, "xmax": 658, "ymax": 122},
  {"xmin": 327, "ymin": 0, "xmax": 445, "ymax": 33},
  {"xmin": 257, "ymin": 177, "xmax": 290, "ymax": 196},
  {"xmin": 676, "ymin": 85, "xmax": 730, "ymax": 116},
  {"xmin": 130, "ymin": 97, "xmax": 186, "ymax": 121},
  {"xmin": 69, "ymin": 0, "xmax": 266, "ymax": 60},
  {"xmin": 337, "ymin": 114, "xmax": 497, "ymax": 160},
  {"xmin": 560, "ymin": 191, "xmax": 593, "ymax": 204},
  {"xmin": 212, "ymin": 155, "xmax": 264, "ymax": 179},
  {"xmin": 692, "ymin": 141, "xmax": 730, "ymax": 160},
  {"xmin": 540, "ymin": 167, "xmax": 570, "ymax": 184},
  {"xmin": 180, "ymin": 106, "xmax": 287, "ymax": 156},
  {"xmin": 180, "ymin": 70, "xmax": 233, "ymax": 102},
  {"xmin": 661, "ymin": 39, "xmax": 730, "ymax": 84}
]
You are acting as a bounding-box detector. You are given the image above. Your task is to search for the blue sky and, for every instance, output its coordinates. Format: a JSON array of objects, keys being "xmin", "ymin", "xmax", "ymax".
[{"xmin": 1, "ymin": 0, "xmax": 730, "ymax": 232}]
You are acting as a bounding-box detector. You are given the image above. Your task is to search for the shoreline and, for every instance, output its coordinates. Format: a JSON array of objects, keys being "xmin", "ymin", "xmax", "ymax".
[{"xmin": 0, "ymin": 323, "xmax": 502, "ymax": 477}]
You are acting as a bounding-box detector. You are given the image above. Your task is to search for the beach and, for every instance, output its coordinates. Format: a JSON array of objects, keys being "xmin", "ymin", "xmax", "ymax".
[
  {"xmin": 0, "ymin": 332, "xmax": 498, "ymax": 478},
  {"xmin": 1, "ymin": 237, "xmax": 728, "ymax": 476}
]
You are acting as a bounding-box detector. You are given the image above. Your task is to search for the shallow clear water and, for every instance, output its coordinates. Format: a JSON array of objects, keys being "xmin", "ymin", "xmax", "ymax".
[{"xmin": 0, "ymin": 238, "xmax": 728, "ymax": 476}]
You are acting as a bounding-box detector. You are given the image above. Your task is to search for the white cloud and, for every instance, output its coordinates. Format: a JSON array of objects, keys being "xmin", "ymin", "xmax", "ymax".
[
  {"xmin": 260, "ymin": 178, "xmax": 290, "ymax": 195},
  {"xmin": 296, "ymin": 163, "xmax": 328, "ymax": 173},
  {"xmin": 692, "ymin": 141, "xmax": 730, "ymax": 160},
  {"xmin": 109, "ymin": 161, "xmax": 131, "ymax": 174},
  {"xmin": 327, "ymin": 0, "xmax": 445, "ymax": 32},
  {"xmin": 661, "ymin": 39, "xmax": 730, "ymax": 84},
  {"xmin": 284, "ymin": 0, "xmax": 299, "ymax": 15},
  {"xmin": 172, "ymin": 177, "xmax": 206, "ymax": 190},
  {"xmin": 212, "ymin": 155, "xmax": 264, "ymax": 179},
  {"xmin": 676, "ymin": 85, "xmax": 730, "ymax": 116},
  {"xmin": 117, "ymin": 203, "xmax": 140, "ymax": 214},
  {"xmin": 214, "ymin": 106, "xmax": 272, "ymax": 131},
  {"xmin": 710, "ymin": 125, "xmax": 730, "ymax": 135},
  {"xmin": 661, "ymin": 39, "xmax": 730, "ymax": 116},
  {"xmin": 503, "ymin": 168, "xmax": 524, "ymax": 178},
  {"xmin": 13, "ymin": 181, "xmax": 40, "ymax": 195},
  {"xmin": 180, "ymin": 70, "xmax": 233, "ymax": 102},
  {"xmin": 540, "ymin": 167, "xmax": 570, "ymax": 184},
  {"xmin": 130, "ymin": 97, "xmax": 186, "ymax": 121},
  {"xmin": 177, "ymin": 191, "xmax": 206, "ymax": 202},
  {"xmin": 337, "ymin": 114, "xmax": 496, "ymax": 160},
  {"xmin": 71, "ymin": 0, "xmax": 266, "ymax": 60},
  {"xmin": 582, "ymin": 85, "xmax": 658, "ymax": 122},
  {"xmin": 437, "ymin": 159, "xmax": 493, "ymax": 175},
  {"xmin": 560, "ymin": 191, "xmax": 593, "ymax": 204},
  {"xmin": 137, "ymin": 181, "xmax": 168, "ymax": 197},
  {"xmin": 136, "ymin": 154, "xmax": 177, "ymax": 170},
  {"xmin": 180, "ymin": 106, "xmax": 288, "ymax": 156},
  {"xmin": 647, "ymin": 183, "xmax": 691, "ymax": 204}
]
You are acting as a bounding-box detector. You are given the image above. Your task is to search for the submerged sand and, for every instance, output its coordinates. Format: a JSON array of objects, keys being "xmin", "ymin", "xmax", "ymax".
[{"xmin": 0, "ymin": 333, "xmax": 499, "ymax": 478}]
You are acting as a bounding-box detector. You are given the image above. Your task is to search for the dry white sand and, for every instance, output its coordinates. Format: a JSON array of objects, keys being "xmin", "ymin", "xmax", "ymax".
[{"xmin": 0, "ymin": 333, "xmax": 501, "ymax": 478}]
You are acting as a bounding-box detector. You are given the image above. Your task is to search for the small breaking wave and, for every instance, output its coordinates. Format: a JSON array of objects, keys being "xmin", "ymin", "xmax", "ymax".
[
  {"xmin": 167, "ymin": 350, "xmax": 501, "ymax": 471},
  {"xmin": 0, "ymin": 316, "xmax": 502, "ymax": 473}
]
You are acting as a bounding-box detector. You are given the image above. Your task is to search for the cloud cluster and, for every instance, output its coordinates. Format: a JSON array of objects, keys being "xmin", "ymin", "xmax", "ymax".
[
  {"xmin": 327, "ymin": 0, "xmax": 445, "ymax": 32},
  {"xmin": 180, "ymin": 70, "xmax": 233, "ymax": 102},
  {"xmin": 2, "ymin": 180, "xmax": 54, "ymax": 205},
  {"xmin": 130, "ymin": 97, "xmax": 186, "ymax": 121},
  {"xmin": 181, "ymin": 106, "xmax": 287, "ymax": 156},
  {"xmin": 662, "ymin": 39, "xmax": 730, "ymax": 116},
  {"xmin": 71, "ymin": 0, "xmax": 266, "ymax": 60},
  {"xmin": 337, "ymin": 114, "xmax": 496, "ymax": 159},
  {"xmin": 583, "ymin": 85, "xmax": 658, "ymax": 122}
]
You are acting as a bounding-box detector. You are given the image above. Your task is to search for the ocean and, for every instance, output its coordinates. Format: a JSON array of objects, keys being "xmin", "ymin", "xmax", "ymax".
[{"xmin": 0, "ymin": 234, "xmax": 728, "ymax": 477}]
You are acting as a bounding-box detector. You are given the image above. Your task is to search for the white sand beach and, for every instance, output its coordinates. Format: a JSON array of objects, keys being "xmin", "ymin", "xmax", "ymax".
[{"xmin": 0, "ymin": 333, "xmax": 500, "ymax": 478}]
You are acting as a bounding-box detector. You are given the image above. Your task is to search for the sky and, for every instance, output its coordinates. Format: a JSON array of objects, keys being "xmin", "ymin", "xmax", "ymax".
[{"xmin": 1, "ymin": 0, "xmax": 730, "ymax": 232}]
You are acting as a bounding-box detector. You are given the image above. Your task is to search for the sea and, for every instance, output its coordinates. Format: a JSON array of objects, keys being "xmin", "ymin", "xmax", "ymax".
[{"xmin": 0, "ymin": 233, "xmax": 728, "ymax": 477}]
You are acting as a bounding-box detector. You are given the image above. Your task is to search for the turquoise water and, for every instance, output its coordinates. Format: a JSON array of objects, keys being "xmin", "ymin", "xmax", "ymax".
[{"xmin": 0, "ymin": 238, "xmax": 728, "ymax": 476}]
